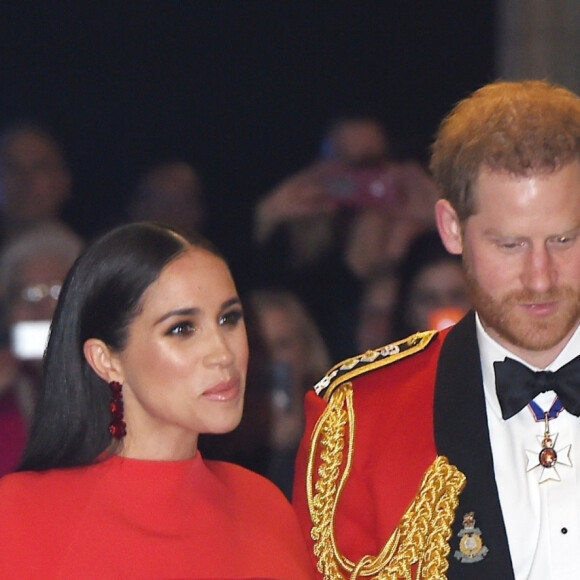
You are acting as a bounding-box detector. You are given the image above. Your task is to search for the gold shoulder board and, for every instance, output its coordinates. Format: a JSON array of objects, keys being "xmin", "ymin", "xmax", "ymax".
[{"xmin": 313, "ymin": 330, "xmax": 437, "ymax": 401}]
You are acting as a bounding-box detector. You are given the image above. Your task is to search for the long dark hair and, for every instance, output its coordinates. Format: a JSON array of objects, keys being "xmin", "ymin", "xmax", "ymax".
[{"xmin": 18, "ymin": 222, "xmax": 221, "ymax": 471}]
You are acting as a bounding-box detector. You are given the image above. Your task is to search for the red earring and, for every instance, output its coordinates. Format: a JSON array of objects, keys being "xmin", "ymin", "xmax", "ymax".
[{"xmin": 108, "ymin": 381, "xmax": 127, "ymax": 439}]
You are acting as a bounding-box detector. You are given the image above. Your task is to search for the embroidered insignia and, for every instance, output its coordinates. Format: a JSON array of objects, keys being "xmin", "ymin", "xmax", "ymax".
[{"xmin": 454, "ymin": 512, "xmax": 489, "ymax": 564}]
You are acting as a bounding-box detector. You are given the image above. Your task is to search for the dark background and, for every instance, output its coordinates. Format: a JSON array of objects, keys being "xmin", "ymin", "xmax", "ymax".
[{"xmin": 0, "ymin": 1, "xmax": 496, "ymax": 282}]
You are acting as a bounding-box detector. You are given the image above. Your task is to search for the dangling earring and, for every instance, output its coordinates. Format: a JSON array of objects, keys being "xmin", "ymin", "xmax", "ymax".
[{"xmin": 108, "ymin": 381, "xmax": 127, "ymax": 439}]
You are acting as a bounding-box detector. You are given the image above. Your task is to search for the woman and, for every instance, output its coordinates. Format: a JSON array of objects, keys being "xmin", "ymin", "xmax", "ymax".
[{"xmin": 0, "ymin": 222, "xmax": 315, "ymax": 579}]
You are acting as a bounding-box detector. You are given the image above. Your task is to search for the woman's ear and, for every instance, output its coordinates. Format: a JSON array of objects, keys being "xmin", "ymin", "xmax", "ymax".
[
  {"xmin": 435, "ymin": 199, "xmax": 463, "ymax": 255},
  {"xmin": 83, "ymin": 339, "xmax": 122, "ymax": 384}
]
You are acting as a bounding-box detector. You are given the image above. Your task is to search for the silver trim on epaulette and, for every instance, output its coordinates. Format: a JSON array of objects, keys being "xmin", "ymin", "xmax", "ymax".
[
  {"xmin": 314, "ymin": 343, "xmax": 402, "ymax": 395},
  {"xmin": 312, "ymin": 331, "xmax": 438, "ymax": 398}
]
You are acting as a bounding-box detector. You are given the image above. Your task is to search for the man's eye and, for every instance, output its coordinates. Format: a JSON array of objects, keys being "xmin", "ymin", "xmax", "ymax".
[
  {"xmin": 219, "ymin": 309, "xmax": 244, "ymax": 326},
  {"xmin": 552, "ymin": 235, "xmax": 575, "ymax": 245},
  {"xmin": 497, "ymin": 240, "xmax": 525, "ymax": 250}
]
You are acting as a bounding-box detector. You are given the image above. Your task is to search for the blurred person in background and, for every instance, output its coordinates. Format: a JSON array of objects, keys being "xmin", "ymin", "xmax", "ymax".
[
  {"xmin": 0, "ymin": 121, "xmax": 74, "ymax": 244},
  {"xmin": 248, "ymin": 288, "xmax": 331, "ymax": 498},
  {"xmin": 252, "ymin": 115, "xmax": 438, "ymax": 361},
  {"xmin": 127, "ymin": 160, "xmax": 207, "ymax": 235},
  {"xmin": 390, "ymin": 228, "xmax": 470, "ymax": 340},
  {"xmin": 0, "ymin": 223, "xmax": 83, "ymax": 476},
  {"xmin": 253, "ymin": 116, "xmax": 392, "ymax": 274},
  {"xmin": 355, "ymin": 263, "xmax": 399, "ymax": 352}
]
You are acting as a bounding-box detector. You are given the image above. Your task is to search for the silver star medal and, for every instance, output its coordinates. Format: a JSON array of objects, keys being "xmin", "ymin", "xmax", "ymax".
[{"xmin": 526, "ymin": 413, "xmax": 572, "ymax": 483}]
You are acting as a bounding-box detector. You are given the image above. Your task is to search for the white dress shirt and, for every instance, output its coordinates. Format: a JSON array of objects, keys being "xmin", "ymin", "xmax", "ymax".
[{"xmin": 478, "ymin": 314, "xmax": 580, "ymax": 580}]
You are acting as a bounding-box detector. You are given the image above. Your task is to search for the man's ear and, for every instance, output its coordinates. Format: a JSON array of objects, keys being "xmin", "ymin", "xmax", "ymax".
[
  {"xmin": 83, "ymin": 338, "xmax": 122, "ymax": 384},
  {"xmin": 435, "ymin": 199, "xmax": 463, "ymax": 255}
]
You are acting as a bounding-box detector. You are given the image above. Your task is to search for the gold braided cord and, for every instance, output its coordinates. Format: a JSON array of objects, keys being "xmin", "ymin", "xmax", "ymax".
[
  {"xmin": 306, "ymin": 382, "xmax": 466, "ymax": 580},
  {"xmin": 307, "ymin": 383, "xmax": 353, "ymax": 579}
]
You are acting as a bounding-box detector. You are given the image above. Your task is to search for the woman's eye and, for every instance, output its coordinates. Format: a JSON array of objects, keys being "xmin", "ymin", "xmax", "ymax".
[
  {"xmin": 219, "ymin": 309, "xmax": 244, "ymax": 327},
  {"xmin": 167, "ymin": 321, "xmax": 195, "ymax": 336}
]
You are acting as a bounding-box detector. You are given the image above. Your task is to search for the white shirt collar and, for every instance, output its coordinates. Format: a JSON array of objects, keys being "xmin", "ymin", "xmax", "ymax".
[{"xmin": 477, "ymin": 314, "xmax": 580, "ymax": 419}]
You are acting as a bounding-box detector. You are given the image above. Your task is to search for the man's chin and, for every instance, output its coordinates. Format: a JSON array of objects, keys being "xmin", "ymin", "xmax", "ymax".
[{"xmin": 485, "ymin": 313, "xmax": 578, "ymax": 353}]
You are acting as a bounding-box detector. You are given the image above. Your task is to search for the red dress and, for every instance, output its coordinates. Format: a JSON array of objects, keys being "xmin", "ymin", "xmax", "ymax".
[{"xmin": 0, "ymin": 453, "xmax": 316, "ymax": 579}]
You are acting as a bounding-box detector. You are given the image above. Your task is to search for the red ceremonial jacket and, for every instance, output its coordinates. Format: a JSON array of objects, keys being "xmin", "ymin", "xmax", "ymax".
[{"xmin": 293, "ymin": 313, "xmax": 515, "ymax": 580}]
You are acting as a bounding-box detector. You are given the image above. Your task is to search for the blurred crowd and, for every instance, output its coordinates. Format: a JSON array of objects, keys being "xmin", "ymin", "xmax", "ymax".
[{"xmin": 0, "ymin": 115, "xmax": 471, "ymax": 497}]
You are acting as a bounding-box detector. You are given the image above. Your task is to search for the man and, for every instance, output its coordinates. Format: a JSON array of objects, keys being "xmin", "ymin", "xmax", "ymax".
[{"xmin": 293, "ymin": 79, "xmax": 580, "ymax": 579}]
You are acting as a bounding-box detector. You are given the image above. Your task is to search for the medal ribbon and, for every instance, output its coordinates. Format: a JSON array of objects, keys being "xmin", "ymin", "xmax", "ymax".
[{"xmin": 528, "ymin": 396, "xmax": 563, "ymax": 422}]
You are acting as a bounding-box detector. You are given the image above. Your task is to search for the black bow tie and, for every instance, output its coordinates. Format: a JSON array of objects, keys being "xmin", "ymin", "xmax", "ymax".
[{"xmin": 494, "ymin": 356, "xmax": 580, "ymax": 419}]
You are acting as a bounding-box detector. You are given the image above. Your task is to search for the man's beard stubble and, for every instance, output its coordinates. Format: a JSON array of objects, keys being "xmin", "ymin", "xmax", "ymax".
[{"xmin": 462, "ymin": 265, "xmax": 580, "ymax": 352}]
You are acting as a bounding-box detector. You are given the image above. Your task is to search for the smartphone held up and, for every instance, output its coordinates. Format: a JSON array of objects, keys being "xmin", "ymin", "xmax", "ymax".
[{"xmin": 320, "ymin": 163, "xmax": 403, "ymax": 209}]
